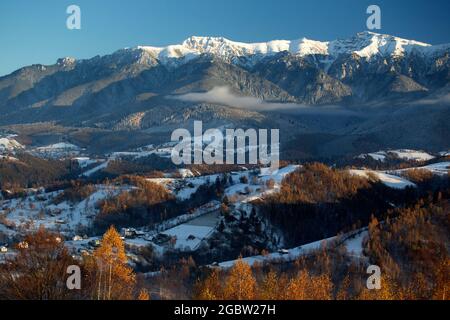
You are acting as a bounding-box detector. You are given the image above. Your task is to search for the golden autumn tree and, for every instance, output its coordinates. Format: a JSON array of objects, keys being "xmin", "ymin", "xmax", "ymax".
[
  {"xmin": 285, "ymin": 270, "xmax": 310, "ymax": 300},
  {"xmin": 88, "ymin": 226, "xmax": 136, "ymax": 300},
  {"xmin": 285, "ymin": 269, "xmax": 333, "ymax": 300},
  {"xmin": 197, "ymin": 268, "xmax": 223, "ymax": 300},
  {"xmin": 310, "ymin": 274, "xmax": 334, "ymax": 300},
  {"xmin": 223, "ymin": 258, "xmax": 256, "ymax": 300},
  {"xmin": 259, "ymin": 271, "xmax": 281, "ymax": 300},
  {"xmin": 357, "ymin": 275, "xmax": 397, "ymax": 300}
]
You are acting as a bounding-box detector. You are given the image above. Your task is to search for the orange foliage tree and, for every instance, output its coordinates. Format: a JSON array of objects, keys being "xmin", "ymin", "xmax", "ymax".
[{"xmin": 85, "ymin": 226, "xmax": 136, "ymax": 300}]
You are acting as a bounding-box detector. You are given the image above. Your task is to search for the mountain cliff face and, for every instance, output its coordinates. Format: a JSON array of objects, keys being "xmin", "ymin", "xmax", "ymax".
[{"xmin": 0, "ymin": 32, "xmax": 449, "ymax": 137}]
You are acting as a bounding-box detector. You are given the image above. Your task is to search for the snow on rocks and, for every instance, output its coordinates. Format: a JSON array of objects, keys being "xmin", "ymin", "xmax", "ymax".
[
  {"xmin": 178, "ymin": 169, "xmax": 195, "ymax": 178},
  {"xmin": 0, "ymin": 136, "xmax": 24, "ymax": 152}
]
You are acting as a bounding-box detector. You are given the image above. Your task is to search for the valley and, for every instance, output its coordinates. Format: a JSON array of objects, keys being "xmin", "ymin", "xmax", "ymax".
[
  {"xmin": 0, "ymin": 29, "xmax": 449, "ymax": 301},
  {"xmin": 1, "ymin": 131, "xmax": 449, "ymax": 278}
]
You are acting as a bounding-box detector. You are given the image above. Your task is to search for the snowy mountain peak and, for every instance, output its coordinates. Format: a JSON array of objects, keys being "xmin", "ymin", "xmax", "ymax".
[
  {"xmin": 182, "ymin": 36, "xmax": 229, "ymax": 48},
  {"xmin": 342, "ymin": 31, "xmax": 432, "ymax": 58}
]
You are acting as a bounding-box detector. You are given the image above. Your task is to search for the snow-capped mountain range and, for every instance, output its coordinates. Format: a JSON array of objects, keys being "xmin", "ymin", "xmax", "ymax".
[
  {"xmin": 111, "ymin": 31, "xmax": 449, "ymax": 68},
  {"xmin": 0, "ymin": 31, "xmax": 449, "ymax": 158},
  {"xmin": 0, "ymin": 31, "xmax": 449, "ymax": 151}
]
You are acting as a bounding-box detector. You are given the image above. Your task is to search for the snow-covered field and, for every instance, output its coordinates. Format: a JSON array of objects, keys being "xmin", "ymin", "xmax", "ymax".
[
  {"xmin": 212, "ymin": 228, "xmax": 368, "ymax": 269},
  {"xmin": 343, "ymin": 230, "xmax": 368, "ymax": 257},
  {"xmin": 358, "ymin": 151, "xmax": 388, "ymax": 162},
  {"xmin": 162, "ymin": 211, "xmax": 219, "ymax": 251},
  {"xmin": 389, "ymin": 149, "xmax": 435, "ymax": 161},
  {"xmin": 30, "ymin": 142, "xmax": 83, "ymax": 159},
  {"xmin": 214, "ymin": 236, "xmax": 338, "ymax": 269},
  {"xmin": 109, "ymin": 147, "xmax": 172, "ymax": 160},
  {"xmin": 73, "ymin": 157, "xmax": 104, "ymax": 168},
  {"xmin": 152, "ymin": 201, "xmax": 221, "ymax": 233},
  {"xmin": 390, "ymin": 161, "xmax": 450, "ymax": 176},
  {"xmin": 36, "ymin": 142, "xmax": 80, "ymax": 152},
  {"xmin": 358, "ymin": 149, "xmax": 435, "ymax": 162},
  {"xmin": 349, "ymin": 169, "xmax": 417, "ymax": 189},
  {"xmin": 81, "ymin": 160, "xmax": 109, "ymax": 177},
  {"xmin": 367, "ymin": 152, "xmax": 387, "ymax": 161},
  {"xmin": 349, "ymin": 161, "xmax": 449, "ymax": 190}
]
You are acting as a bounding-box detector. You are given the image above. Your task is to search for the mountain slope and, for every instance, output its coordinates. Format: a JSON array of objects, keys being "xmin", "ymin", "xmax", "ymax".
[{"xmin": 0, "ymin": 31, "xmax": 448, "ymax": 131}]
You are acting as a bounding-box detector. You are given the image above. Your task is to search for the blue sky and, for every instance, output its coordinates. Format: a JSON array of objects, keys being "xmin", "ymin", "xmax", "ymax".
[{"xmin": 1, "ymin": 0, "xmax": 449, "ymax": 76}]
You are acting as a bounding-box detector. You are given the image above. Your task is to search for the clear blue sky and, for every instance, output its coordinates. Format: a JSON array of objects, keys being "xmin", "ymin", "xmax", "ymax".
[{"xmin": 1, "ymin": 0, "xmax": 449, "ymax": 76}]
